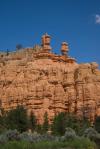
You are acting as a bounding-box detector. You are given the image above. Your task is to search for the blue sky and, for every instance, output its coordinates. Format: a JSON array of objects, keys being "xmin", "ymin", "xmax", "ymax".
[{"xmin": 0, "ymin": 0, "xmax": 100, "ymax": 65}]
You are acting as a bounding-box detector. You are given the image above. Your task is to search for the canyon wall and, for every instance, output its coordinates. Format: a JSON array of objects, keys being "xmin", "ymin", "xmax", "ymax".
[
  {"xmin": 0, "ymin": 51, "xmax": 100, "ymax": 123},
  {"xmin": 0, "ymin": 34, "xmax": 100, "ymax": 123}
]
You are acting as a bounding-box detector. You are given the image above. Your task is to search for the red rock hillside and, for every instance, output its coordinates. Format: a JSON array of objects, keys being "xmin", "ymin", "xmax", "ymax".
[{"xmin": 0, "ymin": 33, "xmax": 100, "ymax": 124}]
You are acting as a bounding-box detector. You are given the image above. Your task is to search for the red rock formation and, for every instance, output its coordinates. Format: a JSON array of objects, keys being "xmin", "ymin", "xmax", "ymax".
[
  {"xmin": 41, "ymin": 33, "xmax": 52, "ymax": 52},
  {"xmin": 61, "ymin": 42, "xmax": 69, "ymax": 56},
  {"xmin": 0, "ymin": 34, "xmax": 100, "ymax": 124}
]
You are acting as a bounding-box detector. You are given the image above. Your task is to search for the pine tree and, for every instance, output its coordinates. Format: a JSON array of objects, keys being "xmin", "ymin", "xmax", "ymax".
[
  {"xmin": 29, "ymin": 111, "xmax": 37, "ymax": 132},
  {"xmin": 51, "ymin": 112, "xmax": 66, "ymax": 135},
  {"xmin": 6, "ymin": 106, "xmax": 29, "ymax": 132},
  {"xmin": 94, "ymin": 116, "xmax": 100, "ymax": 133},
  {"xmin": 42, "ymin": 112, "xmax": 49, "ymax": 133}
]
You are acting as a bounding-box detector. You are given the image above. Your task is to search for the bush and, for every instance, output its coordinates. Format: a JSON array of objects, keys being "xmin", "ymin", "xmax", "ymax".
[
  {"xmin": 61, "ymin": 127, "xmax": 77, "ymax": 141},
  {"xmin": 83, "ymin": 127, "xmax": 99, "ymax": 140},
  {"xmin": 0, "ymin": 130, "xmax": 20, "ymax": 144},
  {"xmin": 0, "ymin": 134, "xmax": 8, "ymax": 144},
  {"xmin": 19, "ymin": 132, "xmax": 56, "ymax": 143},
  {"xmin": 5, "ymin": 129, "xmax": 20, "ymax": 141},
  {"xmin": 16, "ymin": 44, "xmax": 23, "ymax": 50},
  {"xmin": 0, "ymin": 139, "xmax": 96, "ymax": 149},
  {"xmin": 19, "ymin": 132, "xmax": 36, "ymax": 142},
  {"xmin": 78, "ymin": 118, "xmax": 91, "ymax": 135},
  {"xmin": 64, "ymin": 127, "xmax": 76, "ymax": 140}
]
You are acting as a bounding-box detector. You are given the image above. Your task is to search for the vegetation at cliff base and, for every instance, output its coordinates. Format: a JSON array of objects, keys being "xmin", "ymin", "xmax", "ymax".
[
  {"xmin": 0, "ymin": 139, "xmax": 96, "ymax": 149},
  {"xmin": 0, "ymin": 106, "xmax": 100, "ymax": 149},
  {"xmin": 51, "ymin": 112, "xmax": 91, "ymax": 136},
  {"xmin": 0, "ymin": 129, "xmax": 96, "ymax": 149}
]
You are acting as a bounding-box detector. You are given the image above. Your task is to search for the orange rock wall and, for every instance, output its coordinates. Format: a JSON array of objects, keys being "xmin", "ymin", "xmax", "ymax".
[{"xmin": 0, "ymin": 50, "xmax": 100, "ymax": 123}]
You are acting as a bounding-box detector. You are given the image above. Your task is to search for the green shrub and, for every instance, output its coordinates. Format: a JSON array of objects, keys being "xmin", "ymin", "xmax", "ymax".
[
  {"xmin": 19, "ymin": 132, "xmax": 35, "ymax": 142},
  {"xmin": 19, "ymin": 132, "xmax": 56, "ymax": 142},
  {"xmin": 0, "ymin": 129, "xmax": 20, "ymax": 144},
  {"xmin": 84, "ymin": 127, "xmax": 98, "ymax": 140},
  {"xmin": 0, "ymin": 134, "xmax": 8, "ymax": 144},
  {"xmin": 5, "ymin": 129, "xmax": 20, "ymax": 141},
  {"xmin": 61, "ymin": 127, "xmax": 77, "ymax": 141},
  {"xmin": 64, "ymin": 137, "xmax": 96, "ymax": 149},
  {"xmin": 0, "ymin": 139, "xmax": 96, "ymax": 149}
]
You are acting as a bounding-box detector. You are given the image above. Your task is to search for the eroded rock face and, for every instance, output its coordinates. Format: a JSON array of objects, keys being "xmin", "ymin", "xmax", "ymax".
[{"xmin": 0, "ymin": 49, "xmax": 100, "ymax": 123}]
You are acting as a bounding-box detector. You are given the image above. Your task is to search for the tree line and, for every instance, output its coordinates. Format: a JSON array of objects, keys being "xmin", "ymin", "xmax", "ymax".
[{"xmin": 0, "ymin": 106, "xmax": 100, "ymax": 135}]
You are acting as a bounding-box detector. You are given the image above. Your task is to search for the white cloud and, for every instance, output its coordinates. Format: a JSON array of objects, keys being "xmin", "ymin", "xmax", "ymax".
[{"xmin": 95, "ymin": 14, "xmax": 100, "ymax": 24}]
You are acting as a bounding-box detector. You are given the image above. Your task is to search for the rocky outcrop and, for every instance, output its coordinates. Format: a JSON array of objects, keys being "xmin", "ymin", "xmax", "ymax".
[
  {"xmin": 0, "ymin": 34, "xmax": 100, "ymax": 124},
  {"xmin": 0, "ymin": 55, "xmax": 100, "ymax": 123}
]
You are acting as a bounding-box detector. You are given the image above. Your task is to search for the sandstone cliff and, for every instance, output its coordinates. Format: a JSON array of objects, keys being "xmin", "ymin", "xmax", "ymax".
[{"xmin": 0, "ymin": 34, "xmax": 100, "ymax": 123}]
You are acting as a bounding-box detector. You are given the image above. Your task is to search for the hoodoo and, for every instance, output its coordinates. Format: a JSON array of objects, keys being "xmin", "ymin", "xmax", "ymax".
[
  {"xmin": 61, "ymin": 42, "xmax": 69, "ymax": 56},
  {"xmin": 41, "ymin": 33, "xmax": 52, "ymax": 52}
]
